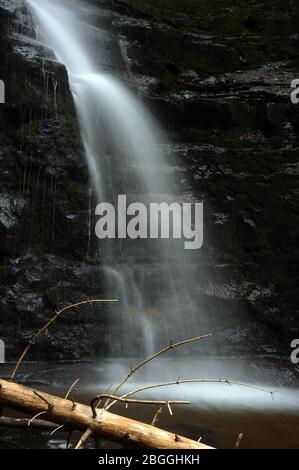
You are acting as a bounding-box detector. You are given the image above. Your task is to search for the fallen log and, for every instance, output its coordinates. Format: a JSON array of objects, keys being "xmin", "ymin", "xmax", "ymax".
[{"xmin": 0, "ymin": 379, "xmax": 213, "ymax": 449}]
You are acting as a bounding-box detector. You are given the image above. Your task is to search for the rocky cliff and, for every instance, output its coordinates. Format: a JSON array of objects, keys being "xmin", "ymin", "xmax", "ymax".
[{"xmin": 0, "ymin": 0, "xmax": 298, "ymax": 361}]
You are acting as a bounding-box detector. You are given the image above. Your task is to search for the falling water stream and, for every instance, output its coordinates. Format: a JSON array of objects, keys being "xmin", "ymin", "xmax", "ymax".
[{"xmin": 27, "ymin": 0, "xmax": 205, "ymax": 359}]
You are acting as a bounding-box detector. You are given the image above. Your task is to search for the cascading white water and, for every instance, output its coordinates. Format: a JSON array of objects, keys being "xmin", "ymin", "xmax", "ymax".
[{"xmin": 27, "ymin": 0, "xmax": 205, "ymax": 358}]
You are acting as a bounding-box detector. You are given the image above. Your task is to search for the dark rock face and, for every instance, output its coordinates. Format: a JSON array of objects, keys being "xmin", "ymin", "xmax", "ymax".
[
  {"xmin": 0, "ymin": 0, "xmax": 298, "ymax": 360},
  {"xmin": 0, "ymin": 0, "xmax": 99, "ymax": 359},
  {"xmin": 111, "ymin": 0, "xmax": 299, "ymax": 357}
]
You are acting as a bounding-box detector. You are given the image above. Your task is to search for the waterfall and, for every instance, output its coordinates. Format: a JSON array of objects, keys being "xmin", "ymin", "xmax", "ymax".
[{"xmin": 27, "ymin": 0, "xmax": 206, "ymax": 359}]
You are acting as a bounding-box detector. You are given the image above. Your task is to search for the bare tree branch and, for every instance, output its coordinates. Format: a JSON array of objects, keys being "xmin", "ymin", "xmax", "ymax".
[
  {"xmin": 28, "ymin": 411, "xmax": 48, "ymax": 426},
  {"xmin": 105, "ymin": 334, "xmax": 212, "ymax": 409},
  {"xmin": 106, "ymin": 378, "xmax": 274, "ymax": 410},
  {"xmin": 74, "ymin": 428, "xmax": 92, "ymax": 450},
  {"xmin": 74, "ymin": 334, "xmax": 211, "ymax": 449},
  {"xmin": 65, "ymin": 378, "xmax": 80, "ymax": 400},
  {"xmin": 50, "ymin": 424, "xmax": 64, "ymax": 436},
  {"xmin": 0, "ymin": 379, "xmax": 209, "ymax": 450},
  {"xmin": 235, "ymin": 433, "xmax": 244, "ymax": 449},
  {"xmin": 11, "ymin": 299, "xmax": 118, "ymax": 380},
  {"xmin": 151, "ymin": 406, "xmax": 163, "ymax": 426},
  {"xmin": 0, "ymin": 417, "xmax": 56, "ymax": 430},
  {"xmin": 90, "ymin": 394, "xmax": 190, "ymax": 418}
]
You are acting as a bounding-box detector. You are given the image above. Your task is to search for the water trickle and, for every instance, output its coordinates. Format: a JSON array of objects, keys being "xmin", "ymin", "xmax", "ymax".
[
  {"xmin": 52, "ymin": 77, "xmax": 58, "ymax": 110},
  {"xmin": 46, "ymin": 73, "xmax": 50, "ymax": 98},
  {"xmin": 87, "ymin": 187, "xmax": 92, "ymax": 259},
  {"xmin": 22, "ymin": 166, "xmax": 27, "ymax": 194},
  {"xmin": 51, "ymin": 181, "xmax": 57, "ymax": 250},
  {"xmin": 41, "ymin": 58, "xmax": 46, "ymax": 80}
]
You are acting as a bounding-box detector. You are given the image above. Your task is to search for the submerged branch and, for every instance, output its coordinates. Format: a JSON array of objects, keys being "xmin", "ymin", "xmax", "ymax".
[{"xmin": 0, "ymin": 417, "xmax": 57, "ymax": 430}]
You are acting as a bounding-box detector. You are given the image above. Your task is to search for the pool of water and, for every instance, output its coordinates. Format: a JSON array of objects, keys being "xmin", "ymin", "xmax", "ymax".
[{"xmin": 1, "ymin": 356, "xmax": 299, "ymax": 449}]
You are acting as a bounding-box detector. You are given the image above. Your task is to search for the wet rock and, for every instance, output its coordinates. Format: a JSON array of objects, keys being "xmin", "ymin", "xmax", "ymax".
[
  {"xmin": 1, "ymin": 254, "xmax": 109, "ymax": 359},
  {"xmin": 0, "ymin": 0, "xmax": 298, "ymax": 361}
]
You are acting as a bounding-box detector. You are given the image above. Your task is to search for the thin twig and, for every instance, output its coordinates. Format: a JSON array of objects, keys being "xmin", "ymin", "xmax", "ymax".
[
  {"xmin": 11, "ymin": 299, "xmax": 118, "ymax": 380},
  {"xmin": 28, "ymin": 411, "xmax": 47, "ymax": 426},
  {"xmin": 151, "ymin": 406, "xmax": 163, "ymax": 426},
  {"xmin": 65, "ymin": 378, "xmax": 80, "ymax": 400},
  {"xmin": 50, "ymin": 424, "xmax": 64, "ymax": 436},
  {"xmin": 75, "ymin": 428, "xmax": 92, "ymax": 449},
  {"xmin": 90, "ymin": 394, "xmax": 190, "ymax": 418},
  {"xmin": 167, "ymin": 402, "xmax": 173, "ymax": 416},
  {"xmin": 107, "ymin": 378, "xmax": 274, "ymax": 409},
  {"xmin": 33, "ymin": 390, "xmax": 53, "ymax": 410},
  {"xmin": 53, "ymin": 378, "xmax": 80, "ymax": 434},
  {"xmin": 66, "ymin": 431, "xmax": 72, "ymax": 449},
  {"xmin": 28, "ymin": 391, "xmax": 54, "ymax": 427},
  {"xmin": 235, "ymin": 433, "xmax": 244, "ymax": 449}
]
